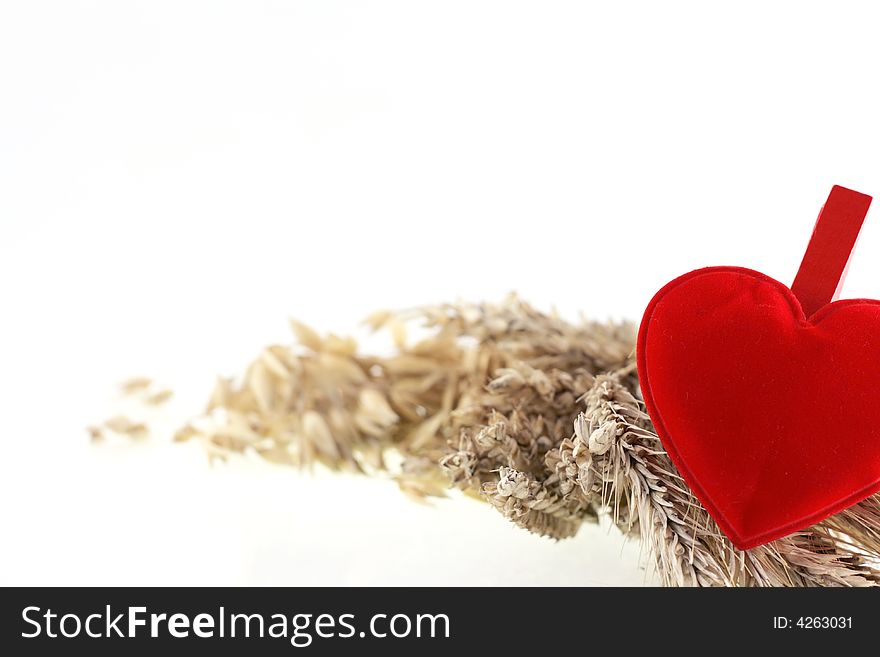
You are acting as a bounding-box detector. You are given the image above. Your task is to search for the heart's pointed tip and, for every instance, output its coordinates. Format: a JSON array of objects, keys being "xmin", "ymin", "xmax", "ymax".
[{"xmin": 731, "ymin": 538, "xmax": 761, "ymax": 552}]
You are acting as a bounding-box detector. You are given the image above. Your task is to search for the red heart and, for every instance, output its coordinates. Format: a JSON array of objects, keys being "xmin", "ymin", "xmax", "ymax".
[{"xmin": 637, "ymin": 266, "xmax": 880, "ymax": 550}]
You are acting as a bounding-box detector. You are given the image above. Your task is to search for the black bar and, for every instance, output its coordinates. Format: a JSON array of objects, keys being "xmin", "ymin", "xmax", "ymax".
[{"xmin": 0, "ymin": 587, "xmax": 874, "ymax": 654}]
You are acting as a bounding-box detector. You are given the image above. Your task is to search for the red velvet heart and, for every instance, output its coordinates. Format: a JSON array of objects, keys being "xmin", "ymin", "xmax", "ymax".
[{"xmin": 637, "ymin": 266, "xmax": 880, "ymax": 550}]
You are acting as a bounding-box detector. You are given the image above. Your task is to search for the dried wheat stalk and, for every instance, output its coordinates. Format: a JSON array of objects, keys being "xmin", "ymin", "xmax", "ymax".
[{"xmin": 168, "ymin": 295, "xmax": 880, "ymax": 586}]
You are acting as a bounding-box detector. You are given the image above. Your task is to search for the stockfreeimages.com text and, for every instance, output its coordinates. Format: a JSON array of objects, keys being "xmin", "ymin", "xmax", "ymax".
[{"xmin": 22, "ymin": 606, "xmax": 450, "ymax": 647}]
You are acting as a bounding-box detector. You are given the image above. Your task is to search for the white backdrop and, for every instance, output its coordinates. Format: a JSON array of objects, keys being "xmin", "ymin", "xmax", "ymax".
[{"xmin": 3, "ymin": 1, "xmax": 880, "ymax": 586}]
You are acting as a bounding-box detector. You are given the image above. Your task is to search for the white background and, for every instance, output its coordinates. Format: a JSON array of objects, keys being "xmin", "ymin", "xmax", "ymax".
[{"xmin": 3, "ymin": 1, "xmax": 880, "ymax": 586}]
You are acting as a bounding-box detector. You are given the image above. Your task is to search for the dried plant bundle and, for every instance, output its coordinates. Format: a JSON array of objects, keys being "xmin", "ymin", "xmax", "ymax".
[{"xmin": 151, "ymin": 296, "xmax": 879, "ymax": 586}]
